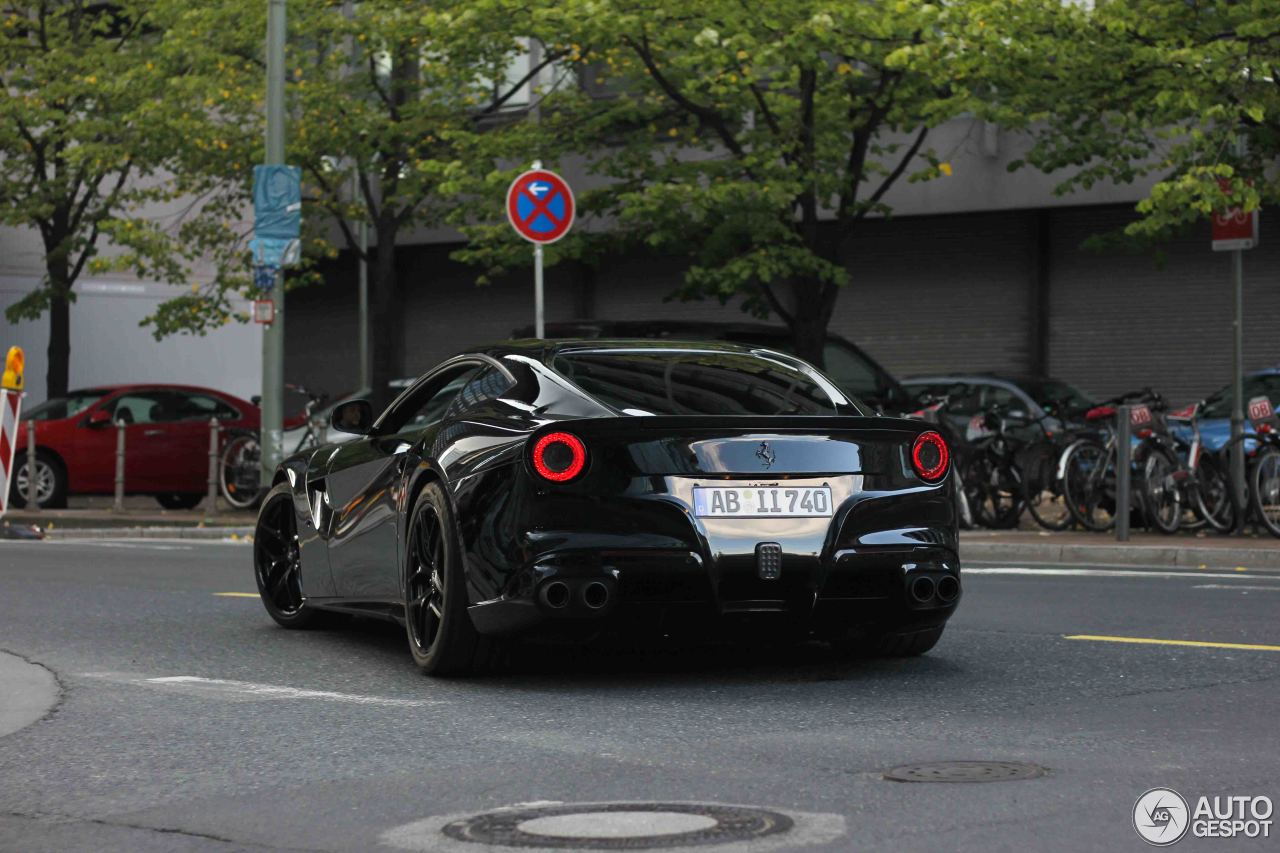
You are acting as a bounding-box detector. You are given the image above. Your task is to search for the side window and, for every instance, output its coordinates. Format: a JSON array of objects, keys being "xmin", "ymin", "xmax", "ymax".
[
  {"xmin": 443, "ymin": 367, "xmax": 512, "ymax": 420},
  {"xmin": 943, "ymin": 384, "xmax": 981, "ymax": 416},
  {"xmin": 106, "ymin": 391, "xmax": 174, "ymax": 425},
  {"xmin": 171, "ymin": 392, "xmax": 240, "ymax": 422},
  {"xmin": 821, "ymin": 342, "xmax": 881, "ymax": 399},
  {"xmin": 384, "ymin": 367, "xmax": 481, "ymax": 434},
  {"xmin": 980, "ymin": 384, "xmax": 1021, "ymax": 411}
]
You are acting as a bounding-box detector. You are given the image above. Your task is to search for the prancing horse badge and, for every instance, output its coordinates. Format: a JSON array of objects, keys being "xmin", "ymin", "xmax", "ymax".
[{"xmin": 756, "ymin": 441, "xmax": 775, "ymax": 469}]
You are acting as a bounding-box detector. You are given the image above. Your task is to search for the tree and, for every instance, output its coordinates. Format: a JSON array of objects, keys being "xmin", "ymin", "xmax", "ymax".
[
  {"xmin": 495, "ymin": 0, "xmax": 984, "ymax": 366},
  {"xmin": 170, "ymin": 0, "xmax": 585, "ymax": 405},
  {"xmin": 970, "ymin": 0, "xmax": 1277, "ymax": 239},
  {"xmin": 0, "ymin": 1, "xmax": 250, "ymax": 398}
]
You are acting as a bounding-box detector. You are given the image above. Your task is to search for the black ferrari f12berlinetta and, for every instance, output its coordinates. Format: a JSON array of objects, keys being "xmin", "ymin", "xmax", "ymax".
[{"xmin": 254, "ymin": 340, "xmax": 959, "ymax": 674}]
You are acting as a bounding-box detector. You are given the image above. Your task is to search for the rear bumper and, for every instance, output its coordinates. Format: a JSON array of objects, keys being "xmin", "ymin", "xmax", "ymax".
[{"xmin": 467, "ymin": 543, "xmax": 961, "ymax": 639}]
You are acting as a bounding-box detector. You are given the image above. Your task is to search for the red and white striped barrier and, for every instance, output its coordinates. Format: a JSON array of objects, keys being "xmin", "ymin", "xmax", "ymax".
[
  {"xmin": 0, "ymin": 346, "xmax": 25, "ymax": 517},
  {"xmin": 0, "ymin": 389, "xmax": 21, "ymax": 516}
]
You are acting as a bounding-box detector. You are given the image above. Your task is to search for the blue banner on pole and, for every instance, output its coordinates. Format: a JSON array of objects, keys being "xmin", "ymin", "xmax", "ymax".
[{"xmin": 250, "ymin": 165, "xmax": 301, "ymax": 267}]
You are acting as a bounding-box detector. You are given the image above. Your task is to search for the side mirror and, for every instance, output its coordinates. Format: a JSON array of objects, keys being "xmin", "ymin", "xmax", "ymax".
[
  {"xmin": 85, "ymin": 409, "xmax": 113, "ymax": 428},
  {"xmin": 330, "ymin": 399, "xmax": 375, "ymax": 435}
]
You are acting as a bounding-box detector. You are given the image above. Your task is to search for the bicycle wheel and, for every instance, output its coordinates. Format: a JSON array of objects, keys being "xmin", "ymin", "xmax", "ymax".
[
  {"xmin": 1250, "ymin": 447, "xmax": 1280, "ymax": 538},
  {"xmin": 1190, "ymin": 450, "xmax": 1236, "ymax": 533},
  {"xmin": 962, "ymin": 452, "xmax": 1023, "ymax": 529},
  {"xmin": 1021, "ymin": 443, "xmax": 1073, "ymax": 531},
  {"xmin": 1062, "ymin": 439, "xmax": 1117, "ymax": 532},
  {"xmin": 1141, "ymin": 447, "xmax": 1182, "ymax": 534},
  {"xmin": 220, "ymin": 432, "xmax": 263, "ymax": 510}
]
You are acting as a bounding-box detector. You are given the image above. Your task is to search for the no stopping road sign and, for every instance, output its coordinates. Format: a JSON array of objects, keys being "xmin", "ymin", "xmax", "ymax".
[{"xmin": 506, "ymin": 169, "xmax": 575, "ymax": 244}]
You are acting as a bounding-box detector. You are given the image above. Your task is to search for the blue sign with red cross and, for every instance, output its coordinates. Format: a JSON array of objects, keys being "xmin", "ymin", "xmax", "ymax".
[{"xmin": 506, "ymin": 169, "xmax": 575, "ymax": 244}]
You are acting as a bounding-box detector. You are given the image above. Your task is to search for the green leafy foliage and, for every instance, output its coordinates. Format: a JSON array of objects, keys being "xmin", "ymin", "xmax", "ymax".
[
  {"xmin": 456, "ymin": 0, "xmax": 988, "ymax": 364},
  {"xmin": 972, "ymin": 0, "xmax": 1278, "ymax": 240}
]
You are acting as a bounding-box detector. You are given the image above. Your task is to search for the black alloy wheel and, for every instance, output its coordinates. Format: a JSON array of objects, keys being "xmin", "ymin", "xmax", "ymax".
[
  {"xmin": 404, "ymin": 481, "xmax": 501, "ymax": 676},
  {"xmin": 406, "ymin": 500, "xmax": 447, "ymax": 657},
  {"xmin": 254, "ymin": 483, "xmax": 317, "ymax": 627}
]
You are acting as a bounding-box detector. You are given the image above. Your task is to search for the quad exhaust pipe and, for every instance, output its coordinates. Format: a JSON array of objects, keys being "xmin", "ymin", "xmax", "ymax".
[
  {"xmin": 909, "ymin": 575, "xmax": 936, "ymax": 604},
  {"xmin": 537, "ymin": 578, "xmax": 614, "ymax": 612},
  {"xmin": 582, "ymin": 581, "xmax": 610, "ymax": 610},
  {"xmin": 936, "ymin": 575, "xmax": 960, "ymax": 603},
  {"xmin": 539, "ymin": 580, "xmax": 571, "ymax": 609},
  {"xmin": 907, "ymin": 573, "xmax": 960, "ymax": 606}
]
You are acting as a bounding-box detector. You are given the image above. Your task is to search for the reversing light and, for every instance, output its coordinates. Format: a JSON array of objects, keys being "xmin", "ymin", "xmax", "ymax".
[
  {"xmin": 911, "ymin": 431, "xmax": 949, "ymax": 482},
  {"xmin": 532, "ymin": 431, "xmax": 587, "ymax": 482}
]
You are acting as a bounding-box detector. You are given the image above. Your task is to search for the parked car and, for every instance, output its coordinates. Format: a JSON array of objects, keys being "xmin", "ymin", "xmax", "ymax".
[
  {"xmin": 511, "ymin": 320, "xmax": 915, "ymax": 415},
  {"xmin": 902, "ymin": 374, "xmax": 1096, "ymax": 439},
  {"xmin": 1179, "ymin": 367, "xmax": 1280, "ymax": 452},
  {"xmin": 256, "ymin": 340, "xmax": 958, "ymax": 674},
  {"xmin": 10, "ymin": 384, "xmax": 260, "ymax": 510}
]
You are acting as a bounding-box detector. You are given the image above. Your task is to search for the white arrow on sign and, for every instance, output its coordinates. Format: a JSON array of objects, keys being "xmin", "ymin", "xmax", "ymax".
[{"xmin": 528, "ymin": 182, "xmax": 550, "ymax": 197}]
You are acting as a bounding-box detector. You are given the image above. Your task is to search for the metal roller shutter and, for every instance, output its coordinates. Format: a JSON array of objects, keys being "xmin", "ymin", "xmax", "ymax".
[{"xmin": 1047, "ymin": 205, "xmax": 1280, "ymax": 404}]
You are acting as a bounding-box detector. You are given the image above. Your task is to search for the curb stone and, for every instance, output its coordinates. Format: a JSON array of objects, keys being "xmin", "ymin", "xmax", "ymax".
[
  {"xmin": 42, "ymin": 526, "xmax": 254, "ymax": 541},
  {"xmin": 963, "ymin": 541, "xmax": 1280, "ymax": 571}
]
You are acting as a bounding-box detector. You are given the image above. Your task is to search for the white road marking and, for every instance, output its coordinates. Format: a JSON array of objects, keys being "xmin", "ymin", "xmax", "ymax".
[
  {"xmin": 964, "ymin": 566, "xmax": 1280, "ymax": 582},
  {"xmin": 1193, "ymin": 584, "xmax": 1280, "ymax": 592},
  {"xmin": 80, "ymin": 673, "xmax": 436, "ymax": 707}
]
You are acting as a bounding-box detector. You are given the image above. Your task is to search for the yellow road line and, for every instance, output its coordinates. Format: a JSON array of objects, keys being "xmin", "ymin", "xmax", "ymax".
[
  {"xmin": 1066, "ymin": 634, "xmax": 1280, "ymax": 652},
  {"xmin": 214, "ymin": 592, "xmax": 258, "ymax": 598}
]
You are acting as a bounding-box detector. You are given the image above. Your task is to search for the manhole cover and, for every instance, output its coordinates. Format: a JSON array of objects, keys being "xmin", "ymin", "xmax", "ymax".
[
  {"xmin": 883, "ymin": 761, "xmax": 1047, "ymax": 783},
  {"xmin": 441, "ymin": 802, "xmax": 793, "ymax": 849}
]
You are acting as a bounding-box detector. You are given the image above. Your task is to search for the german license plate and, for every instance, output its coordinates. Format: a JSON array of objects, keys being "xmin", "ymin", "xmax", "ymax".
[{"xmin": 693, "ymin": 486, "xmax": 833, "ymax": 518}]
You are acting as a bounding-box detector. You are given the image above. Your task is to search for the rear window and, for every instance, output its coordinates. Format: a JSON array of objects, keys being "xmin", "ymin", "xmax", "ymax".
[
  {"xmin": 24, "ymin": 389, "xmax": 110, "ymax": 421},
  {"xmin": 551, "ymin": 349, "xmax": 855, "ymax": 416}
]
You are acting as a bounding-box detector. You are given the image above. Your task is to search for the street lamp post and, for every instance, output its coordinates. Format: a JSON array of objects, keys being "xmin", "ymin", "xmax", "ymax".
[{"xmin": 260, "ymin": 0, "xmax": 287, "ymax": 489}]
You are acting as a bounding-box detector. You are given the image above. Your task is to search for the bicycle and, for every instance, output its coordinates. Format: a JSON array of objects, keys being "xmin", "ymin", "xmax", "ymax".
[
  {"xmin": 1017, "ymin": 395, "xmax": 1088, "ymax": 532},
  {"xmin": 1163, "ymin": 400, "xmax": 1236, "ymax": 533},
  {"xmin": 956, "ymin": 403, "xmax": 1032, "ymax": 530},
  {"xmin": 219, "ymin": 385, "xmax": 331, "ymax": 510},
  {"xmin": 1206, "ymin": 394, "xmax": 1280, "ymax": 538},
  {"xmin": 1058, "ymin": 389, "xmax": 1163, "ymax": 532}
]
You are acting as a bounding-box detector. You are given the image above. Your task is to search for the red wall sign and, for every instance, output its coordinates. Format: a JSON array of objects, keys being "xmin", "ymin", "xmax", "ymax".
[{"xmin": 1212, "ymin": 180, "xmax": 1259, "ymax": 251}]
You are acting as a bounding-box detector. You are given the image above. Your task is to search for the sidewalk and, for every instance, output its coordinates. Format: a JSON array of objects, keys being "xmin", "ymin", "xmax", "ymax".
[
  {"xmin": 2, "ymin": 501, "xmax": 255, "ymax": 540},
  {"xmin": 962, "ymin": 529, "xmax": 1280, "ymax": 571}
]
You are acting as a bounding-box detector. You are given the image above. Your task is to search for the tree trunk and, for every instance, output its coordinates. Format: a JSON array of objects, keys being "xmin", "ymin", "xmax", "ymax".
[
  {"xmin": 368, "ymin": 217, "xmax": 402, "ymax": 411},
  {"xmin": 44, "ymin": 254, "xmax": 72, "ymax": 400},
  {"xmin": 787, "ymin": 278, "xmax": 835, "ymax": 369}
]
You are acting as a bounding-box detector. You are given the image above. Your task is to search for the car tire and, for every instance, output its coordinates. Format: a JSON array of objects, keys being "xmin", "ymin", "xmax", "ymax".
[
  {"xmin": 156, "ymin": 492, "xmax": 203, "ymax": 511},
  {"xmin": 253, "ymin": 483, "xmax": 323, "ymax": 629},
  {"xmin": 9, "ymin": 449, "xmax": 68, "ymax": 510},
  {"xmin": 403, "ymin": 481, "xmax": 502, "ymax": 676}
]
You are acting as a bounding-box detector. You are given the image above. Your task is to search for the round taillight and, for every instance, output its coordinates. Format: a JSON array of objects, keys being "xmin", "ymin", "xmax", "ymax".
[
  {"xmin": 532, "ymin": 431, "xmax": 586, "ymax": 482},
  {"xmin": 911, "ymin": 431, "xmax": 949, "ymax": 482}
]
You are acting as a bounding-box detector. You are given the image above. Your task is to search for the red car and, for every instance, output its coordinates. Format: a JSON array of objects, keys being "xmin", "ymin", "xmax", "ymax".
[{"xmin": 10, "ymin": 384, "xmax": 260, "ymax": 510}]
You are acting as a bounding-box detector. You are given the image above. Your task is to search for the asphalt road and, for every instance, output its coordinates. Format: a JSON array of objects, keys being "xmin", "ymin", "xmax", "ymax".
[{"xmin": 1, "ymin": 539, "xmax": 1278, "ymax": 852}]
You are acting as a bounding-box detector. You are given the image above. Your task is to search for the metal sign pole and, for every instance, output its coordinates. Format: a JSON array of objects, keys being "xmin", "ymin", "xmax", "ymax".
[
  {"xmin": 1230, "ymin": 245, "xmax": 1246, "ymax": 530},
  {"xmin": 1115, "ymin": 405, "xmax": 1131, "ymax": 542},
  {"xmin": 534, "ymin": 243, "xmax": 545, "ymax": 338},
  {"xmin": 531, "ymin": 159, "xmax": 544, "ymax": 338},
  {"xmin": 259, "ymin": 0, "xmax": 287, "ymax": 491}
]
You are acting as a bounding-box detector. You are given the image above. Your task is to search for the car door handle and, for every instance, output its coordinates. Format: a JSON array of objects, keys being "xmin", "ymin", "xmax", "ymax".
[{"xmin": 144, "ymin": 429, "xmax": 165, "ymax": 436}]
